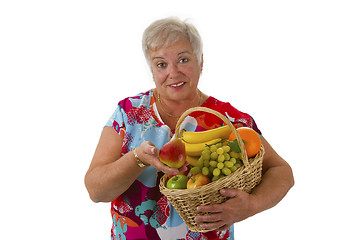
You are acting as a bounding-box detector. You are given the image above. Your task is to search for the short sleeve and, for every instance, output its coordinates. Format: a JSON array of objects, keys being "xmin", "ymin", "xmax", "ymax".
[
  {"xmin": 226, "ymin": 103, "xmax": 262, "ymax": 136},
  {"xmin": 199, "ymin": 96, "xmax": 262, "ymax": 136},
  {"xmin": 105, "ymin": 105, "xmax": 126, "ymax": 138}
]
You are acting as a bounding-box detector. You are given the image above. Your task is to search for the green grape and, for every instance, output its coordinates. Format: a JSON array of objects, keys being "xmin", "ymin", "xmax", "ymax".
[
  {"xmin": 224, "ymin": 153, "xmax": 230, "ymax": 161},
  {"xmin": 230, "ymin": 166, "xmax": 238, "ymax": 172},
  {"xmin": 216, "ymin": 142, "xmax": 222, "ymax": 148},
  {"xmin": 234, "ymin": 152, "xmax": 241, "ymax": 159},
  {"xmin": 190, "ymin": 166, "xmax": 201, "ymax": 175},
  {"xmin": 202, "ymin": 148, "xmax": 211, "ymax": 155},
  {"xmin": 210, "ymin": 152, "xmax": 218, "ymax": 160},
  {"xmin": 229, "ymin": 151, "xmax": 237, "ymax": 158},
  {"xmin": 213, "ymin": 168, "xmax": 221, "ymax": 177},
  {"xmin": 216, "ymin": 147, "xmax": 224, "ymax": 155},
  {"xmin": 210, "ymin": 145, "xmax": 217, "ymax": 152},
  {"xmin": 236, "ymin": 159, "xmax": 244, "ymax": 166},
  {"xmin": 217, "ymin": 162, "xmax": 224, "ymax": 169},
  {"xmin": 208, "ymin": 166, "xmax": 215, "ymax": 177},
  {"xmin": 230, "ymin": 151, "xmax": 241, "ymax": 159},
  {"xmin": 197, "ymin": 157, "xmax": 204, "ymax": 167},
  {"xmin": 223, "ymin": 145, "xmax": 231, "ymax": 152},
  {"xmin": 201, "ymin": 151, "xmax": 211, "ymax": 161},
  {"xmin": 212, "ymin": 175, "xmax": 221, "ymax": 181},
  {"xmin": 217, "ymin": 154, "xmax": 225, "ymax": 162},
  {"xmin": 202, "ymin": 166, "xmax": 209, "ymax": 176},
  {"xmin": 203, "ymin": 159, "xmax": 210, "ymax": 167},
  {"xmin": 235, "ymin": 163, "xmax": 242, "ymax": 168},
  {"xmin": 209, "ymin": 160, "xmax": 218, "ymax": 167},
  {"xmin": 230, "ymin": 157, "xmax": 237, "ymax": 164},
  {"xmin": 222, "ymin": 167, "xmax": 231, "ymax": 176},
  {"xmin": 224, "ymin": 161, "xmax": 234, "ymax": 168}
]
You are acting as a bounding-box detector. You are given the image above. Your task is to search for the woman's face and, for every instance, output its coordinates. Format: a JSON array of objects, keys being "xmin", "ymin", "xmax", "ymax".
[{"xmin": 149, "ymin": 37, "xmax": 203, "ymax": 102}]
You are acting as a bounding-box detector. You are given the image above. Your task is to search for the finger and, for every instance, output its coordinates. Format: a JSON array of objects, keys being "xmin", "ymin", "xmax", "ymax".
[
  {"xmin": 158, "ymin": 160, "xmax": 188, "ymax": 175},
  {"xmin": 178, "ymin": 163, "xmax": 189, "ymax": 173},
  {"xmin": 148, "ymin": 146, "xmax": 157, "ymax": 155},
  {"xmin": 143, "ymin": 144, "xmax": 157, "ymax": 156},
  {"xmin": 197, "ymin": 204, "xmax": 222, "ymax": 213},
  {"xmin": 138, "ymin": 142, "xmax": 156, "ymax": 157},
  {"xmin": 151, "ymin": 146, "xmax": 160, "ymax": 156},
  {"xmin": 219, "ymin": 188, "xmax": 238, "ymax": 198},
  {"xmin": 218, "ymin": 223, "xmax": 231, "ymax": 231},
  {"xmin": 158, "ymin": 163, "xmax": 180, "ymax": 175},
  {"xmin": 195, "ymin": 213, "xmax": 222, "ymax": 223},
  {"xmin": 198, "ymin": 221, "xmax": 225, "ymax": 231},
  {"xmin": 164, "ymin": 168, "xmax": 180, "ymax": 175}
]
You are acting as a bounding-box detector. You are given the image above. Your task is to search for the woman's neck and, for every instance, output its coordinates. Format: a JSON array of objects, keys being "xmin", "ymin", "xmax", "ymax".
[
  {"xmin": 156, "ymin": 90, "xmax": 202, "ymax": 118},
  {"xmin": 154, "ymin": 89, "xmax": 207, "ymax": 129}
]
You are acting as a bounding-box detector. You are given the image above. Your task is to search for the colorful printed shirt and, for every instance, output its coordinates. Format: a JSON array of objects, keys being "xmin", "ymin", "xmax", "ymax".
[{"xmin": 105, "ymin": 89, "xmax": 261, "ymax": 240}]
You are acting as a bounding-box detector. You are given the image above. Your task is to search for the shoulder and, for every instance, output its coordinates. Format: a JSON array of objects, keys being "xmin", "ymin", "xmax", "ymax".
[
  {"xmin": 207, "ymin": 97, "xmax": 249, "ymax": 119},
  {"xmin": 203, "ymin": 96, "xmax": 234, "ymax": 112},
  {"xmin": 201, "ymin": 96, "xmax": 262, "ymax": 135},
  {"xmin": 117, "ymin": 89, "xmax": 154, "ymax": 111}
]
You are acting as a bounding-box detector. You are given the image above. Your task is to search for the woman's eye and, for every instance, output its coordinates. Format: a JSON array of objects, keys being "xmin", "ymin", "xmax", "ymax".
[
  {"xmin": 179, "ymin": 58, "xmax": 189, "ymax": 63},
  {"xmin": 157, "ymin": 62, "xmax": 166, "ymax": 68}
]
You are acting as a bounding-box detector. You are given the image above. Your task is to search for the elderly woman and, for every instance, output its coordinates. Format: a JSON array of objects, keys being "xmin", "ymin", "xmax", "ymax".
[{"xmin": 85, "ymin": 17, "xmax": 294, "ymax": 240}]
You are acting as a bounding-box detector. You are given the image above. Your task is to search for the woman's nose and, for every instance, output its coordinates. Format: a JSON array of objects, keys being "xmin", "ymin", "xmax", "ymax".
[{"xmin": 168, "ymin": 63, "xmax": 179, "ymax": 78}]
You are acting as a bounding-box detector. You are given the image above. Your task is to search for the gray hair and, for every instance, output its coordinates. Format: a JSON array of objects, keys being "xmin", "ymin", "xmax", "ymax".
[{"xmin": 142, "ymin": 17, "xmax": 203, "ymax": 66}]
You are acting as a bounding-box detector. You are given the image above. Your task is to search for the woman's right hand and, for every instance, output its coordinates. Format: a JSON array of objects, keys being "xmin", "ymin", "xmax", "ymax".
[
  {"xmin": 136, "ymin": 141, "xmax": 189, "ymax": 176},
  {"xmin": 85, "ymin": 127, "xmax": 189, "ymax": 202}
]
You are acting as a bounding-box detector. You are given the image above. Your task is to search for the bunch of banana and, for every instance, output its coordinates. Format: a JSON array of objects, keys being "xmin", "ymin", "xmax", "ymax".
[
  {"xmin": 184, "ymin": 138, "xmax": 222, "ymax": 157},
  {"xmin": 181, "ymin": 125, "xmax": 232, "ymax": 144},
  {"xmin": 181, "ymin": 125, "xmax": 232, "ymax": 166}
]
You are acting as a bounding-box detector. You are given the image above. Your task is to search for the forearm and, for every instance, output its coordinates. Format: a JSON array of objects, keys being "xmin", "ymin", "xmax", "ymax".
[
  {"xmin": 85, "ymin": 150, "xmax": 144, "ymax": 203},
  {"xmin": 85, "ymin": 127, "xmax": 181, "ymax": 203},
  {"xmin": 251, "ymin": 162, "xmax": 294, "ymax": 214}
]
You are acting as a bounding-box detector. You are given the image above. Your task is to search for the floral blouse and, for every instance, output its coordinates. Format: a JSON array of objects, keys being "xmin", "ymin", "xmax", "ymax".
[{"xmin": 105, "ymin": 89, "xmax": 261, "ymax": 240}]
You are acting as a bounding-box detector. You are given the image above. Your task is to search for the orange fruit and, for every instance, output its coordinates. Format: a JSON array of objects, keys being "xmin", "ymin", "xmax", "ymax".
[{"xmin": 228, "ymin": 127, "xmax": 261, "ymax": 158}]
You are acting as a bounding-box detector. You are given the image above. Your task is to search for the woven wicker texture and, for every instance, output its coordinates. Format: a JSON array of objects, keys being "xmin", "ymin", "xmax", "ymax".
[{"xmin": 159, "ymin": 107, "xmax": 264, "ymax": 232}]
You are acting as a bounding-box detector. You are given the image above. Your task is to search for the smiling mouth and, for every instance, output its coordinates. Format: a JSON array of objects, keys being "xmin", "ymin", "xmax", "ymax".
[{"xmin": 170, "ymin": 82, "xmax": 185, "ymax": 87}]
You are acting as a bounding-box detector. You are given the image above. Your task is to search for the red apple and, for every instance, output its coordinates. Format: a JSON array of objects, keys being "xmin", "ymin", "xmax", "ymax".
[
  {"xmin": 159, "ymin": 138, "xmax": 186, "ymax": 168},
  {"xmin": 168, "ymin": 166, "xmax": 190, "ymax": 179},
  {"xmin": 187, "ymin": 173, "xmax": 211, "ymax": 189}
]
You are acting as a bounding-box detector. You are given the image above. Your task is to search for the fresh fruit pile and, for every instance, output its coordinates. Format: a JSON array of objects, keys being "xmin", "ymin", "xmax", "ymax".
[
  {"xmin": 160, "ymin": 126, "xmax": 261, "ymax": 189},
  {"xmin": 188, "ymin": 140, "xmax": 243, "ymax": 182}
]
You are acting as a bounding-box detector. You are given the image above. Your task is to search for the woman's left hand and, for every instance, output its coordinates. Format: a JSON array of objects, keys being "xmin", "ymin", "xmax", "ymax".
[{"xmin": 195, "ymin": 188, "xmax": 257, "ymax": 231}]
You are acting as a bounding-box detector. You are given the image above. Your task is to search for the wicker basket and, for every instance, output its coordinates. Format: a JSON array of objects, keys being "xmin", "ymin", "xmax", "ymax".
[{"xmin": 159, "ymin": 107, "xmax": 264, "ymax": 232}]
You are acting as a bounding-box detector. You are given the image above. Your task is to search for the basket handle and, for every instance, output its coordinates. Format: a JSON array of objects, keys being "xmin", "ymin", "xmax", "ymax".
[{"xmin": 174, "ymin": 106, "xmax": 249, "ymax": 168}]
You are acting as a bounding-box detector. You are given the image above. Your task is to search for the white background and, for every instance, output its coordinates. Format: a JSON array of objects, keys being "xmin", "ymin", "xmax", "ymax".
[{"xmin": 1, "ymin": 1, "xmax": 359, "ymax": 239}]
